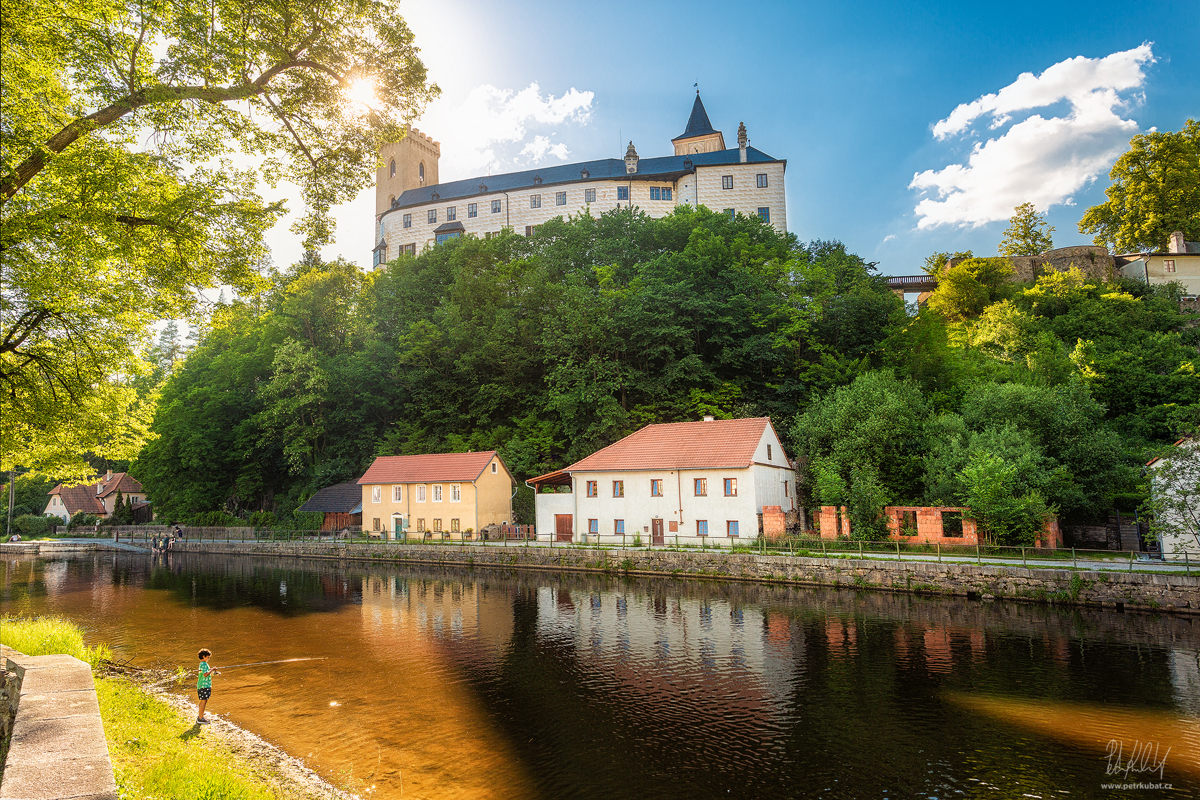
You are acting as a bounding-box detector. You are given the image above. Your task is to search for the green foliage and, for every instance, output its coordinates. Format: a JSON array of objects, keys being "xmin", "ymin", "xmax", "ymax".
[
  {"xmin": 0, "ymin": 615, "xmax": 111, "ymax": 667},
  {"xmin": 927, "ymin": 258, "xmax": 1015, "ymax": 321},
  {"xmin": 1144, "ymin": 441, "xmax": 1200, "ymax": 551},
  {"xmin": 13, "ymin": 513, "xmax": 55, "ymax": 537},
  {"xmin": 67, "ymin": 511, "xmax": 102, "ymax": 531},
  {"xmin": 1079, "ymin": 119, "xmax": 1200, "ymax": 252},
  {"xmin": 921, "ymin": 250, "xmax": 974, "ymax": 276},
  {"xmin": 998, "ymin": 202, "xmax": 1055, "ymax": 256},
  {"xmin": 956, "ymin": 451, "xmax": 1052, "ymax": 544},
  {"xmin": 0, "ymin": 473, "xmax": 55, "ymax": 518}
]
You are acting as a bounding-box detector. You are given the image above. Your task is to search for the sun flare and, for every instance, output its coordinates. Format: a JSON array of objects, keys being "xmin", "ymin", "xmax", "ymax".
[{"xmin": 346, "ymin": 78, "xmax": 377, "ymax": 109}]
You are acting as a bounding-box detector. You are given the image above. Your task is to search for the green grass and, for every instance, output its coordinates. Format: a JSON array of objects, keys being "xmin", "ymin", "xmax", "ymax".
[
  {"xmin": 97, "ymin": 677, "xmax": 283, "ymax": 800},
  {"xmin": 0, "ymin": 616, "xmax": 111, "ymax": 667}
]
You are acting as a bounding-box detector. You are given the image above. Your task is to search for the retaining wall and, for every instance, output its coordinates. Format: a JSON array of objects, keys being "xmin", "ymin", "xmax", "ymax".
[{"xmin": 170, "ymin": 541, "xmax": 1200, "ymax": 615}]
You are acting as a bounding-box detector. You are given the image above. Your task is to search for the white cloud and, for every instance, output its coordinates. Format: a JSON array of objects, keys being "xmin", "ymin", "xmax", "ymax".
[
  {"xmin": 418, "ymin": 83, "xmax": 593, "ymax": 179},
  {"xmin": 911, "ymin": 45, "xmax": 1153, "ymax": 229},
  {"xmin": 882, "ymin": 234, "xmax": 896, "ymax": 243}
]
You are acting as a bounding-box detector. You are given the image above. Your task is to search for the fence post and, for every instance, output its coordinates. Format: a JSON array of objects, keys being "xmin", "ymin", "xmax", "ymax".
[
  {"xmin": 1022, "ymin": 547, "xmax": 1026, "ymax": 567},
  {"xmin": 1129, "ymin": 549, "xmax": 1134, "ymax": 573},
  {"xmin": 896, "ymin": 541, "xmax": 900, "ymax": 559},
  {"xmin": 1186, "ymin": 550, "xmax": 1190, "ymax": 576},
  {"xmin": 1072, "ymin": 548, "xmax": 1076, "ymax": 569},
  {"xmin": 821, "ymin": 541, "xmax": 826, "ymax": 558},
  {"xmin": 976, "ymin": 544, "xmax": 981, "ymax": 565},
  {"xmin": 858, "ymin": 541, "xmax": 863, "ymax": 560},
  {"xmin": 937, "ymin": 543, "xmax": 941, "ymax": 563}
]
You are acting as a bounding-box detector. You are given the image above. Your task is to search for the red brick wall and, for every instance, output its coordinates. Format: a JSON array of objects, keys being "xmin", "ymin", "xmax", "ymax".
[
  {"xmin": 818, "ymin": 506, "xmax": 851, "ymax": 539},
  {"xmin": 883, "ymin": 506, "xmax": 978, "ymax": 545},
  {"xmin": 762, "ymin": 506, "xmax": 786, "ymax": 539}
]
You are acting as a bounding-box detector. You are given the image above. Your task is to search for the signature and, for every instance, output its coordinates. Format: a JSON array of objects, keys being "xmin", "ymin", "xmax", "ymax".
[{"xmin": 1105, "ymin": 739, "xmax": 1170, "ymax": 780}]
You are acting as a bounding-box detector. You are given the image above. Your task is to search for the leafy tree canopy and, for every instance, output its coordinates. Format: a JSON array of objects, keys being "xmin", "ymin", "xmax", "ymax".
[
  {"xmin": 998, "ymin": 202, "xmax": 1054, "ymax": 256},
  {"xmin": 921, "ymin": 250, "xmax": 974, "ymax": 276},
  {"xmin": 1078, "ymin": 119, "xmax": 1200, "ymax": 252}
]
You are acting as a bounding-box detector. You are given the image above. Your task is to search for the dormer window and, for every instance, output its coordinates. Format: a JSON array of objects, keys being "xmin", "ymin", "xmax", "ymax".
[
  {"xmin": 479, "ymin": 184, "xmax": 487, "ymax": 193},
  {"xmin": 533, "ymin": 175, "xmax": 542, "ymax": 185},
  {"xmin": 581, "ymin": 169, "xmax": 589, "ymax": 179},
  {"xmin": 431, "ymin": 191, "xmax": 440, "ymax": 201}
]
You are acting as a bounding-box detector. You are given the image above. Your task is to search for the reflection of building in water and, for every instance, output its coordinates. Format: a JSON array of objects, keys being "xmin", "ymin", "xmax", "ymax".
[
  {"xmin": 534, "ymin": 585, "xmax": 802, "ymax": 710},
  {"xmin": 357, "ymin": 572, "xmax": 514, "ymax": 654},
  {"xmin": 1169, "ymin": 648, "xmax": 1200, "ymax": 717}
]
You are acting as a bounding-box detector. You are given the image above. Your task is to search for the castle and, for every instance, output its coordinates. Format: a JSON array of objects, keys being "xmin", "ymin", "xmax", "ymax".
[{"xmin": 373, "ymin": 93, "xmax": 787, "ymax": 263}]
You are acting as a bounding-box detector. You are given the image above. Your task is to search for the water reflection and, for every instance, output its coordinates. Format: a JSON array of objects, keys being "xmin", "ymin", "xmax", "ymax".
[{"xmin": 3, "ymin": 552, "xmax": 1198, "ymax": 798}]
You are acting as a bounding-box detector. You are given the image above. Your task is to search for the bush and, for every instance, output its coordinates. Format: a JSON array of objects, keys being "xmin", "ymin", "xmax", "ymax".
[
  {"xmin": 13, "ymin": 514, "xmax": 55, "ymax": 537},
  {"xmin": 67, "ymin": 511, "xmax": 102, "ymax": 531},
  {"xmin": 291, "ymin": 511, "xmax": 323, "ymax": 531},
  {"xmin": 0, "ymin": 616, "xmax": 111, "ymax": 667},
  {"xmin": 188, "ymin": 510, "xmax": 241, "ymax": 526},
  {"xmin": 246, "ymin": 510, "xmax": 278, "ymax": 528}
]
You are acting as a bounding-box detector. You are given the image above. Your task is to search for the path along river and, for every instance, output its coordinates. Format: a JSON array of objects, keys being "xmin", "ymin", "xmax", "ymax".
[{"xmin": 3, "ymin": 550, "xmax": 1199, "ymax": 799}]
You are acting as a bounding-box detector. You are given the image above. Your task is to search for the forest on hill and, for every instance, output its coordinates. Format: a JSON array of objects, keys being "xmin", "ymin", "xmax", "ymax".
[{"xmin": 120, "ymin": 205, "xmax": 1197, "ymax": 543}]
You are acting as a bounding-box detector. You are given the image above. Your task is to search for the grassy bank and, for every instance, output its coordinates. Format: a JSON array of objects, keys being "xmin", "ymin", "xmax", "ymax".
[{"xmin": 1, "ymin": 616, "xmax": 292, "ymax": 799}]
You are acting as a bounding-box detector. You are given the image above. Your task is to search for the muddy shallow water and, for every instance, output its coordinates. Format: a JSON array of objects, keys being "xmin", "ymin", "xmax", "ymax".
[{"xmin": 3, "ymin": 551, "xmax": 1198, "ymax": 799}]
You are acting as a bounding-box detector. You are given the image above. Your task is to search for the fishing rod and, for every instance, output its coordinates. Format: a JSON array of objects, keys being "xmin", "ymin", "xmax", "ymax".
[{"xmin": 214, "ymin": 657, "xmax": 327, "ymax": 672}]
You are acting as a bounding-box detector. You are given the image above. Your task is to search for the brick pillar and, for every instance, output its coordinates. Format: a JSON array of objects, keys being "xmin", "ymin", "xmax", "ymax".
[
  {"xmin": 840, "ymin": 506, "xmax": 851, "ymax": 539},
  {"xmin": 762, "ymin": 505, "xmax": 786, "ymax": 539},
  {"xmin": 884, "ymin": 507, "xmax": 900, "ymax": 539},
  {"xmin": 1039, "ymin": 517, "xmax": 1063, "ymax": 549},
  {"xmin": 961, "ymin": 515, "xmax": 978, "ymax": 545},
  {"xmin": 818, "ymin": 506, "xmax": 839, "ymax": 539}
]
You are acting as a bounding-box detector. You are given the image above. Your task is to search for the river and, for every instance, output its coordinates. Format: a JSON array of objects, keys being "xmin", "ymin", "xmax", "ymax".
[{"xmin": 2, "ymin": 551, "xmax": 1198, "ymax": 798}]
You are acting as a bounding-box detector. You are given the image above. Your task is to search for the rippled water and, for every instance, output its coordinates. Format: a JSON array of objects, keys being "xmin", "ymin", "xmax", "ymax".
[{"xmin": 3, "ymin": 552, "xmax": 1198, "ymax": 798}]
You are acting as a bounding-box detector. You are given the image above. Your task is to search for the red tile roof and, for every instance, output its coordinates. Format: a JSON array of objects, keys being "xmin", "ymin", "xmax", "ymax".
[
  {"xmin": 47, "ymin": 484, "xmax": 107, "ymax": 515},
  {"xmin": 358, "ymin": 451, "xmax": 503, "ymax": 484},
  {"xmin": 560, "ymin": 418, "xmax": 779, "ymax": 473},
  {"xmin": 96, "ymin": 472, "xmax": 143, "ymax": 498}
]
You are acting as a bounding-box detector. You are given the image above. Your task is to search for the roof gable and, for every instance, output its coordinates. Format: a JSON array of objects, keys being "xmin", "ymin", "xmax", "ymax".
[
  {"xmin": 97, "ymin": 473, "xmax": 143, "ymax": 498},
  {"xmin": 298, "ymin": 482, "xmax": 364, "ymax": 513},
  {"xmin": 564, "ymin": 418, "xmax": 779, "ymax": 473},
  {"xmin": 358, "ymin": 451, "xmax": 500, "ymax": 484},
  {"xmin": 47, "ymin": 485, "xmax": 107, "ymax": 515}
]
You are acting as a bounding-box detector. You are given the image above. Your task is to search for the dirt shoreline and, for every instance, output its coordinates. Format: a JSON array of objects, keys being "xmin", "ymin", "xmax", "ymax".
[{"xmin": 117, "ymin": 667, "xmax": 362, "ymax": 800}]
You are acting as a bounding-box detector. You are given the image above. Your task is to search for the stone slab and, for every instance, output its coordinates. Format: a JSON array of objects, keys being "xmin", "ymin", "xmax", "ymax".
[
  {"xmin": 12, "ymin": 688, "xmax": 100, "ymax": 719},
  {"xmin": 9, "ymin": 715, "xmax": 109, "ymax": 757},
  {"xmin": 0, "ymin": 753, "xmax": 118, "ymax": 800},
  {"xmin": 17, "ymin": 663, "xmax": 96, "ymax": 693}
]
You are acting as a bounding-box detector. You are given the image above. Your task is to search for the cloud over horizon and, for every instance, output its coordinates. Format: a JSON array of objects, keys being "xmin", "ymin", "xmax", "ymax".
[
  {"xmin": 910, "ymin": 44, "xmax": 1154, "ymax": 229},
  {"xmin": 419, "ymin": 83, "xmax": 594, "ymax": 180}
]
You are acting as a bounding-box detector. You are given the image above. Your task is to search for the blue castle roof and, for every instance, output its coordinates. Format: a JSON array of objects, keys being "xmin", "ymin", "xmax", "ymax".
[
  {"xmin": 673, "ymin": 93, "xmax": 718, "ymax": 141},
  {"xmin": 387, "ymin": 146, "xmax": 781, "ymax": 214}
]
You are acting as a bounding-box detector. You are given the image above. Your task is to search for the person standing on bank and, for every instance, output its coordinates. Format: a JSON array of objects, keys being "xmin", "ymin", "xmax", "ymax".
[{"xmin": 196, "ymin": 648, "xmax": 220, "ymax": 724}]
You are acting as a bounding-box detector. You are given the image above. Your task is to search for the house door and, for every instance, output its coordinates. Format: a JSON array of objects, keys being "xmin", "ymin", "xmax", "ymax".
[
  {"xmin": 651, "ymin": 518, "xmax": 664, "ymax": 546},
  {"xmin": 555, "ymin": 514, "xmax": 573, "ymax": 542}
]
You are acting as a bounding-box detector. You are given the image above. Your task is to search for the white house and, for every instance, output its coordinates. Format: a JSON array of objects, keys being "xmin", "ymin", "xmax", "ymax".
[
  {"xmin": 529, "ymin": 417, "xmax": 795, "ymax": 545},
  {"xmin": 1146, "ymin": 438, "xmax": 1200, "ymax": 559}
]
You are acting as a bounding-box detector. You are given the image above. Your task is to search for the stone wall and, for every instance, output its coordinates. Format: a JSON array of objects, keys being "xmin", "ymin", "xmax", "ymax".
[{"xmin": 172, "ymin": 541, "xmax": 1200, "ymax": 615}]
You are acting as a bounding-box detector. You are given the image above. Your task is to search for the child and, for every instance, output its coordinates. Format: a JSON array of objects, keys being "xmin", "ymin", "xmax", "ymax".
[{"xmin": 196, "ymin": 648, "xmax": 221, "ymax": 724}]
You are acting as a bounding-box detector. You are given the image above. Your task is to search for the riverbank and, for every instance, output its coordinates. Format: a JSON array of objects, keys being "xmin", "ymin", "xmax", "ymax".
[{"xmin": 166, "ymin": 540, "xmax": 1199, "ymax": 615}]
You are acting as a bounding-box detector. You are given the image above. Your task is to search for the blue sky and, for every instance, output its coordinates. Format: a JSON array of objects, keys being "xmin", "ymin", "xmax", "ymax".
[{"xmin": 270, "ymin": 0, "xmax": 1200, "ymax": 276}]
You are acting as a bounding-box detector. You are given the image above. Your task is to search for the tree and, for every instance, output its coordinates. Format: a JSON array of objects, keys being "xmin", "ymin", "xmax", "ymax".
[
  {"xmin": 1, "ymin": 0, "xmax": 436, "ymax": 476},
  {"xmin": 926, "ymin": 258, "xmax": 1014, "ymax": 321},
  {"xmin": 921, "ymin": 250, "xmax": 973, "ymax": 276},
  {"xmin": 1145, "ymin": 440, "xmax": 1200, "ymax": 555},
  {"xmin": 1079, "ymin": 119, "xmax": 1200, "ymax": 253},
  {"xmin": 999, "ymin": 203, "xmax": 1054, "ymax": 256}
]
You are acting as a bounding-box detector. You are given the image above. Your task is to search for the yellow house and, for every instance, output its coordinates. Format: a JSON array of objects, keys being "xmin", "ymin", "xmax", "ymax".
[{"xmin": 357, "ymin": 451, "xmax": 515, "ymax": 539}]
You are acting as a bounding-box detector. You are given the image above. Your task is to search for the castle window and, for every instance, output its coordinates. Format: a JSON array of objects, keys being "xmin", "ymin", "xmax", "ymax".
[
  {"xmin": 556, "ymin": 191, "xmax": 566, "ymax": 206},
  {"xmin": 447, "ymin": 206, "xmax": 456, "ymax": 221},
  {"xmin": 436, "ymin": 231, "xmax": 461, "ymax": 245},
  {"xmin": 390, "ymin": 160, "xmax": 396, "ymax": 178},
  {"xmin": 419, "ymin": 162, "xmax": 425, "ymax": 181},
  {"xmin": 468, "ymin": 203, "xmax": 478, "ymax": 218},
  {"xmin": 428, "ymin": 209, "xmax": 437, "ymax": 224},
  {"xmin": 491, "ymin": 199, "xmax": 502, "ymax": 213},
  {"xmin": 756, "ymin": 173, "xmax": 769, "ymax": 188},
  {"xmin": 650, "ymin": 187, "xmax": 661, "ymax": 200},
  {"xmin": 404, "ymin": 243, "xmax": 416, "ymax": 255},
  {"xmin": 725, "ymin": 209, "xmax": 735, "ymax": 219},
  {"xmin": 758, "ymin": 207, "xmax": 770, "ymax": 223},
  {"xmin": 530, "ymin": 194, "xmax": 541, "ymax": 209},
  {"xmin": 403, "ymin": 213, "xmax": 411, "ymax": 228},
  {"xmin": 722, "ymin": 175, "xmax": 733, "ymax": 189},
  {"xmin": 617, "ymin": 186, "xmax": 629, "ymax": 200},
  {"xmin": 662, "ymin": 188, "xmax": 672, "ymax": 201},
  {"xmin": 585, "ymin": 188, "xmax": 596, "ymax": 203},
  {"xmin": 525, "ymin": 225, "xmax": 540, "ymax": 236},
  {"xmin": 581, "ymin": 169, "xmax": 590, "ymax": 179}
]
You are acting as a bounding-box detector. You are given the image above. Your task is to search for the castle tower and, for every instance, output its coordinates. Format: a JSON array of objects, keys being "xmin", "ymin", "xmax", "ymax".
[
  {"xmin": 672, "ymin": 92, "xmax": 725, "ymax": 155},
  {"xmin": 376, "ymin": 129, "xmax": 441, "ymax": 217}
]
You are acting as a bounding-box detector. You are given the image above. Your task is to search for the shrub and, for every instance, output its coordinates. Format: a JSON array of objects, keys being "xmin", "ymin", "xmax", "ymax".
[
  {"xmin": 13, "ymin": 514, "xmax": 55, "ymax": 537},
  {"xmin": 67, "ymin": 511, "xmax": 102, "ymax": 531},
  {"xmin": 246, "ymin": 510, "xmax": 278, "ymax": 528}
]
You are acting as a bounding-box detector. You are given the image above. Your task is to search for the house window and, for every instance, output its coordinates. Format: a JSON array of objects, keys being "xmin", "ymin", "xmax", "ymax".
[
  {"xmin": 724, "ymin": 478, "xmax": 737, "ymax": 497},
  {"xmin": 1165, "ymin": 259, "xmax": 1176, "ymax": 273},
  {"xmin": 617, "ymin": 186, "xmax": 629, "ymax": 200},
  {"xmin": 725, "ymin": 208, "xmax": 735, "ymax": 220},
  {"xmin": 615, "ymin": 519, "xmax": 625, "ymax": 535},
  {"xmin": 447, "ymin": 206, "xmax": 456, "ymax": 221},
  {"xmin": 427, "ymin": 209, "xmax": 437, "ymax": 224},
  {"xmin": 697, "ymin": 520, "xmax": 709, "ymax": 537},
  {"xmin": 694, "ymin": 478, "xmax": 707, "ymax": 496},
  {"xmin": 390, "ymin": 160, "xmax": 396, "ymax": 178},
  {"xmin": 403, "ymin": 213, "xmax": 411, "ymax": 228},
  {"xmin": 404, "ymin": 243, "xmax": 416, "ymax": 256},
  {"xmin": 433, "ymin": 518, "xmax": 442, "ymax": 532},
  {"xmin": 468, "ymin": 203, "xmax": 477, "ymax": 218},
  {"xmin": 450, "ymin": 484, "xmax": 461, "ymax": 502},
  {"xmin": 767, "ymin": 444, "xmax": 772, "ymax": 461},
  {"xmin": 556, "ymin": 191, "xmax": 567, "ymax": 206},
  {"xmin": 784, "ymin": 481, "xmax": 789, "ymax": 497},
  {"xmin": 373, "ymin": 517, "xmax": 380, "ymax": 531},
  {"xmin": 491, "ymin": 199, "xmax": 502, "ymax": 213},
  {"xmin": 525, "ymin": 225, "xmax": 539, "ymax": 237},
  {"xmin": 589, "ymin": 519, "xmax": 599, "ymax": 535},
  {"xmin": 727, "ymin": 520, "xmax": 739, "ymax": 537},
  {"xmin": 650, "ymin": 187, "xmax": 661, "ymax": 200},
  {"xmin": 613, "ymin": 480, "xmax": 624, "ymax": 498},
  {"xmin": 433, "ymin": 485, "xmax": 443, "ymax": 502},
  {"xmin": 451, "ymin": 518, "xmax": 460, "ymax": 532},
  {"xmin": 416, "ymin": 485, "xmax": 426, "ymax": 502},
  {"xmin": 756, "ymin": 173, "xmax": 768, "ymax": 188},
  {"xmin": 436, "ymin": 231, "xmax": 460, "ymax": 245},
  {"xmin": 585, "ymin": 188, "xmax": 596, "ymax": 203},
  {"xmin": 416, "ymin": 517, "xmax": 425, "ymax": 531},
  {"xmin": 392, "ymin": 485, "xmax": 403, "ymax": 502},
  {"xmin": 758, "ymin": 207, "xmax": 770, "ymax": 223},
  {"xmin": 530, "ymin": 194, "xmax": 541, "ymax": 208},
  {"xmin": 662, "ymin": 187, "xmax": 672, "ymax": 201},
  {"xmin": 651, "ymin": 479, "xmax": 664, "ymax": 497},
  {"xmin": 586, "ymin": 481, "xmax": 598, "ymax": 497},
  {"xmin": 722, "ymin": 175, "xmax": 733, "ymax": 189},
  {"xmin": 492, "ymin": 462, "xmax": 498, "ymax": 473},
  {"xmin": 372, "ymin": 486, "xmax": 381, "ymax": 503}
]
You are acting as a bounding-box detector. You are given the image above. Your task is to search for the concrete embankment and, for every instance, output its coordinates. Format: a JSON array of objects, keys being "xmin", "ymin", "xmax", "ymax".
[{"xmin": 168, "ymin": 541, "xmax": 1200, "ymax": 615}]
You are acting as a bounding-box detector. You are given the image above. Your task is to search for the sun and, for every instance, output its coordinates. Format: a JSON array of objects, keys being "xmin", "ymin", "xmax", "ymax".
[{"xmin": 346, "ymin": 78, "xmax": 377, "ymax": 110}]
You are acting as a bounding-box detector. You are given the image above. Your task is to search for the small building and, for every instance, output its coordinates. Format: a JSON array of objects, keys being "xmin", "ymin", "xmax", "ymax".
[
  {"xmin": 356, "ymin": 451, "xmax": 515, "ymax": 539},
  {"xmin": 44, "ymin": 471, "xmax": 151, "ymax": 523},
  {"xmin": 1146, "ymin": 437, "xmax": 1200, "ymax": 559},
  {"xmin": 1116, "ymin": 231, "xmax": 1200, "ymax": 296},
  {"xmin": 529, "ymin": 417, "xmax": 795, "ymax": 545},
  {"xmin": 296, "ymin": 482, "xmax": 363, "ymax": 531}
]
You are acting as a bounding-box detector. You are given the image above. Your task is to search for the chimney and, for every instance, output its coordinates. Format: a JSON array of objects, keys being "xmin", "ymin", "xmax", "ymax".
[
  {"xmin": 737, "ymin": 122, "xmax": 747, "ymax": 164},
  {"xmin": 1169, "ymin": 231, "xmax": 1186, "ymax": 254},
  {"xmin": 624, "ymin": 141, "xmax": 639, "ymax": 174},
  {"xmin": 106, "ymin": 469, "xmax": 113, "ymax": 481},
  {"xmin": 702, "ymin": 415, "xmax": 715, "ymax": 422}
]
